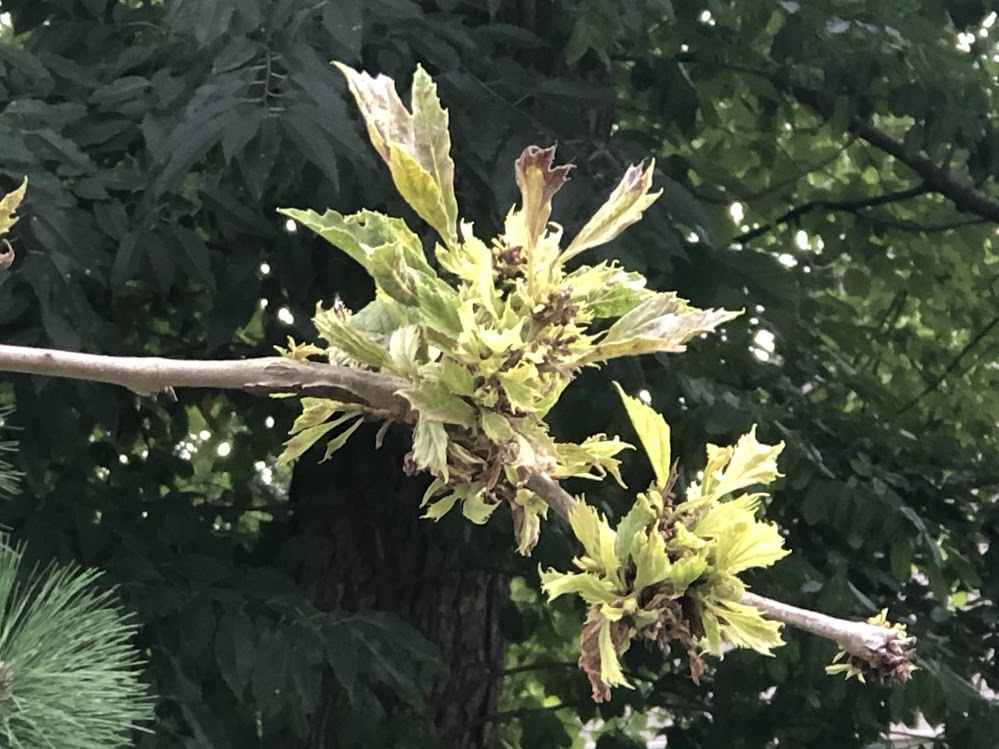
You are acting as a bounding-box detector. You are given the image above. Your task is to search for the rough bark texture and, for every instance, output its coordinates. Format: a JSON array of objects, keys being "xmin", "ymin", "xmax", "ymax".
[{"xmin": 290, "ymin": 423, "xmax": 509, "ymax": 749}]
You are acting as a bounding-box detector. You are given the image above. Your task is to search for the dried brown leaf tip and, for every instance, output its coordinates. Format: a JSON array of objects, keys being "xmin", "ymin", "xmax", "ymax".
[
  {"xmin": 514, "ymin": 145, "xmax": 573, "ymax": 245},
  {"xmin": 827, "ymin": 610, "xmax": 917, "ymax": 684}
]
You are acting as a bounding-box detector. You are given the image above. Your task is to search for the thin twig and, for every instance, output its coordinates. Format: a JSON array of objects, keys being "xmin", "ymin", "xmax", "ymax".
[
  {"xmin": 894, "ymin": 312, "xmax": 999, "ymax": 416},
  {"xmin": 732, "ymin": 185, "xmax": 928, "ymax": 244}
]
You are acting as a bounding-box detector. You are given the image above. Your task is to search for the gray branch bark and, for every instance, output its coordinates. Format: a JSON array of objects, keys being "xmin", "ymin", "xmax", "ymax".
[{"xmin": 0, "ymin": 343, "xmax": 913, "ymax": 671}]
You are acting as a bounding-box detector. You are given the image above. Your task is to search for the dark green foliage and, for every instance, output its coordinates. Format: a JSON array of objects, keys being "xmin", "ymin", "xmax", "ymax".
[{"xmin": 1, "ymin": 0, "xmax": 998, "ymax": 747}]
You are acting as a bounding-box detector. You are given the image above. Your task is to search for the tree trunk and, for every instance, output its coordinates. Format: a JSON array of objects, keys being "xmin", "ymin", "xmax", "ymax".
[{"xmin": 289, "ymin": 423, "xmax": 509, "ymax": 749}]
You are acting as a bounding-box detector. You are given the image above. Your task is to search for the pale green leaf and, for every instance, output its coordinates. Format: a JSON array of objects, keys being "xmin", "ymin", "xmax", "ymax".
[
  {"xmin": 480, "ymin": 410, "xmax": 515, "ymax": 443},
  {"xmin": 614, "ymin": 382, "xmax": 671, "ymax": 490},
  {"xmin": 461, "ymin": 488, "xmax": 501, "ymax": 524},
  {"xmin": 415, "ymin": 277, "xmax": 462, "ymax": 338},
  {"xmin": 420, "ymin": 477, "xmax": 445, "ymax": 507},
  {"xmin": 561, "ymin": 161, "xmax": 662, "ymax": 264},
  {"xmin": 598, "ymin": 618, "xmax": 631, "ymax": 689},
  {"xmin": 388, "ymin": 324, "xmax": 421, "ymax": 375},
  {"xmin": 278, "ymin": 421, "xmax": 339, "ymax": 464},
  {"xmin": 313, "ymin": 304, "xmax": 393, "ymax": 369},
  {"xmin": 321, "ymin": 416, "xmax": 364, "ymax": 461},
  {"xmin": 631, "ymin": 529, "xmax": 672, "ymax": 592},
  {"xmin": 613, "ymin": 494, "xmax": 657, "ymax": 564},
  {"xmin": 437, "ymin": 358, "xmax": 475, "ymax": 397},
  {"xmin": 400, "ymin": 379, "xmax": 475, "ymax": 426},
  {"xmin": 583, "ymin": 293, "xmax": 742, "ymax": 364},
  {"xmin": 713, "ymin": 520, "xmax": 790, "ymax": 574},
  {"xmin": 288, "ymin": 398, "xmax": 345, "ymax": 435},
  {"xmin": 277, "ymin": 207, "xmax": 375, "ymax": 271},
  {"xmin": 335, "ymin": 63, "xmax": 458, "ymax": 245},
  {"xmin": 566, "ymin": 261, "xmax": 651, "ymax": 318},
  {"xmin": 709, "ymin": 425, "xmax": 785, "ymax": 499},
  {"xmin": 496, "ymin": 371, "xmax": 536, "ymax": 413},
  {"xmin": 669, "ymin": 555, "xmax": 708, "ymax": 594},
  {"xmin": 412, "ymin": 418, "xmax": 449, "ymax": 479},
  {"xmin": 539, "ymin": 569, "xmax": 620, "ymax": 606},
  {"xmin": 568, "ymin": 503, "xmax": 621, "ymax": 586},
  {"xmin": 704, "ymin": 598, "xmax": 785, "ymax": 655},
  {"xmin": 423, "ymin": 490, "xmax": 461, "ymax": 521}
]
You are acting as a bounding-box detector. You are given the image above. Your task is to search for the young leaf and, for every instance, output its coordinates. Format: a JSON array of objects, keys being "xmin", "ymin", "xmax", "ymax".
[
  {"xmin": 313, "ymin": 304, "xmax": 393, "ymax": 369},
  {"xmin": 614, "ymin": 382, "xmax": 671, "ymax": 490},
  {"xmin": 539, "ymin": 569, "xmax": 619, "ymax": 606},
  {"xmin": 335, "ymin": 63, "xmax": 458, "ymax": 246},
  {"xmin": 279, "ymin": 421, "xmax": 341, "ymax": 464},
  {"xmin": 411, "ymin": 417, "xmax": 449, "ymax": 479},
  {"xmin": 510, "ymin": 145, "xmax": 572, "ymax": 247},
  {"xmin": 322, "ymin": 416, "xmax": 365, "ymax": 461},
  {"xmin": 569, "ymin": 503, "xmax": 621, "ymax": 586},
  {"xmin": 560, "ymin": 161, "xmax": 662, "ymax": 264},
  {"xmin": 0, "ymin": 179, "xmax": 27, "ymax": 236},
  {"xmin": 583, "ymin": 293, "xmax": 742, "ymax": 364},
  {"xmin": 400, "ymin": 379, "xmax": 476, "ymax": 426}
]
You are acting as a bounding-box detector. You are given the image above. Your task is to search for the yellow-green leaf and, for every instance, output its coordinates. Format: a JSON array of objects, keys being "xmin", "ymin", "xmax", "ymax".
[
  {"xmin": 710, "ymin": 425, "xmax": 785, "ymax": 499},
  {"xmin": 278, "ymin": 421, "xmax": 339, "ymax": 464},
  {"xmin": 614, "ymin": 382, "xmax": 671, "ymax": 491},
  {"xmin": 631, "ymin": 529, "xmax": 672, "ymax": 592},
  {"xmin": 704, "ymin": 598, "xmax": 785, "ymax": 655},
  {"xmin": 321, "ymin": 416, "xmax": 364, "ymax": 461},
  {"xmin": 713, "ymin": 519, "xmax": 790, "ymax": 574},
  {"xmin": 568, "ymin": 502, "xmax": 621, "ymax": 586},
  {"xmin": 412, "ymin": 417, "xmax": 449, "ymax": 479},
  {"xmin": 598, "ymin": 617, "xmax": 631, "ymax": 690},
  {"xmin": 561, "ymin": 161, "xmax": 662, "ymax": 264},
  {"xmin": 461, "ymin": 488, "xmax": 501, "ymax": 524},
  {"xmin": 0, "ymin": 178, "xmax": 27, "ymax": 236},
  {"xmin": 584, "ymin": 294, "xmax": 742, "ymax": 364},
  {"xmin": 539, "ymin": 569, "xmax": 620, "ymax": 606},
  {"xmin": 288, "ymin": 398, "xmax": 345, "ymax": 435},
  {"xmin": 313, "ymin": 304, "xmax": 392, "ymax": 369},
  {"xmin": 401, "ymin": 379, "xmax": 475, "ymax": 426},
  {"xmin": 335, "ymin": 63, "xmax": 458, "ymax": 246},
  {"xmin": 480, "ymin": 410, "xmax": 515, "ymax": 443},
  {"xmin": 613, "ymin": 493, "xmax": 657, "ymax": 564}
]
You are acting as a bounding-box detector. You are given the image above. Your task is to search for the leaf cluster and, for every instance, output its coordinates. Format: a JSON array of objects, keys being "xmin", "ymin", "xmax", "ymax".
[
  {"xmin": 541, "ymin": 386, "xmax": 788, "ymax": 700},
  {"xmin": 278, "ymin": 63, "xmax": 739, "ymax": 557}
]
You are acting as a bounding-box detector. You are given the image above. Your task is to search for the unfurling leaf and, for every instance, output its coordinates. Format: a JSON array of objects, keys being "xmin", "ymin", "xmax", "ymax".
[
  {"xmin": 411, "ymin": 417, "xmax": 449, "ymax": 479},
  {"xmin": 560, "ymin": 161, "xmax": 661, "ymax": 264},
  {"xmin": 0, "ymin": 178, "xmax": 27, "ymax": 236},
  {"xmin": 335, "ymin": 63, "xmax": 458, "ymax": 245},
  {"xmin": 400, "ymin": 379, "xmax": 476, "ymax": 426},
  {"xmin": 688, "ymin": 425, "xmax": 784, "ymax": 503},
  {"xmin": 582, "ymin": 293, "xmax": 742, "ymax": 364},
  {"xmin": 569, "ymin": 503, "xmax": 621, "ymax": 586},
  {"xmin": 512, "ymin": 145, "xmax": 572, "ymax": 247},
  {"xmin": 614, "ymin": 382, "xmax": 671, "ymax": 490},
  {"xmin": 699, "ymin": 598, "xmax": 784, "ymax": 656},
  {"xmin": 313, "ymin": 303, "xmax": 393, "ymax": 369}
]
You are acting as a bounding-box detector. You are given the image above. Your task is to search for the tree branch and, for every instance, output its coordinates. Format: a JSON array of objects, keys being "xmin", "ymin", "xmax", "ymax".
[
  {"xmin": 894, "ymin": 311, "xmax": 999, "ymax": 416},
  {"xmin": 0, "ymin": 344, "xmax": 914, "ymax": 679},
  {"xmin": 732, "ymin": 185, "xmax": 929, "ymax": 244},
  {"xmin": 672, "ymin": 52, "xmax": 999, "ymax": 224},
  {"xmin": 0, "ymin": 345, "xmax": 412, "ymax": 417}
]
